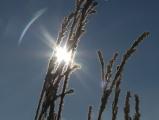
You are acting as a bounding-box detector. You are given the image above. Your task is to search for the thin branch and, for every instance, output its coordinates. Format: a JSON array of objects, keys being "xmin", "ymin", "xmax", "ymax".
[
  {"xmin": 97, "ymin": 50, "xmax": 105, "ymax": 80},
  {"xmin": 97, "ymin": 52, "xmax": 118, "ymax": 120},
  {"xmin": 112, "ymin": 75, "xmax": 121, "ymax": 120},
  {"xmin": 88, "ymin": 106, "xmax": 93, "ymax": 120},
  {"xmin": 110, "ymin": 32, "xmax": 150, "ymax": 90},
  {"xmin": 56, "ymin": 72, "xmax": 71, "ymax": 120},
  {"xmin": 133, "ymin": 94, "xmax": 140, "ymax": 120},
  {"xmin": 57, "ymin": 64, "xmax": 79, "ymax": 120},
  {"xmin": 124, "ymin": 91, "xmax": 132, "ymax": 120},
  {"xmin": 97, "ymin": 32, "xmax": 149, "ymax": 120}
]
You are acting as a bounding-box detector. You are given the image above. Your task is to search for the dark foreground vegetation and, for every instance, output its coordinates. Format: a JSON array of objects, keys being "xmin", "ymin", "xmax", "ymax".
[{"xmin": 34, "ymin": 0, "xmax": 149, "ymax": 120}]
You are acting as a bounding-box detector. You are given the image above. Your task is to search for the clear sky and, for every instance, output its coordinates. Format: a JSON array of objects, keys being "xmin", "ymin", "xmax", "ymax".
[{"xmin": 0, "ymin": 0, "xmax": 159, "ymax": 120}]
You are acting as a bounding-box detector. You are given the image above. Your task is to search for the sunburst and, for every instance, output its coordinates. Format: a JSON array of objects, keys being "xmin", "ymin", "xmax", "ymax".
[{"xmin": 54, "ymin": 46, "xmax": 72, "ymax": 65}]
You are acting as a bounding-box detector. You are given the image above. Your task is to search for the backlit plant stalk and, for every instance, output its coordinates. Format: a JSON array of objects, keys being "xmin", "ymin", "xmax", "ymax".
[
  {"xmin": 133, "ymin": 94, "xmax": 140, "ymax": 120},
  {"xmin": 124, "ymin": 91, "xmax": 132, "ymax": 120},
  {"xmin": 97, "ymin": 32, "xmax": 150, "ymax": 120},
  {"xmin": 34, "ymin": 0, "xmax": 98, "ymax": 120},
  {"xmin": 34, "ymin": 0, "xmax": 149, "ymax": 120},
  {"xmin": 88, "ymin": 106, "xmax": 93, "ymax": 120}
]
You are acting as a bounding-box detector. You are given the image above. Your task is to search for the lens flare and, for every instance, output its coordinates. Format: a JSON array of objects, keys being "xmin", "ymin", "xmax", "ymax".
[{"xmin": 55, "ymin": 46, "xmax": 72, "ymax": 64}]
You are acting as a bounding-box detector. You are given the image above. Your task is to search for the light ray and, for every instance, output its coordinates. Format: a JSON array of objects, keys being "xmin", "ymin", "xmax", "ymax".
[{"xmin": 40, "ymin": 28, "xmax": 56, "ymax": 49}]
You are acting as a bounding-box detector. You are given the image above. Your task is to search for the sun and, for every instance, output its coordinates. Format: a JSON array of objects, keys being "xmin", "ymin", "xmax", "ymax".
[{"xmin": 55, "ymin": 46, "xmax": 72, "ymax": 64}]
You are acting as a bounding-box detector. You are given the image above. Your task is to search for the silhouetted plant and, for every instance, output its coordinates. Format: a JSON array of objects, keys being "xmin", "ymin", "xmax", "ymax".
[
  {"xmin": 34, "ymin": 0, "xmax": 149, "ymax": 120},
  {"xmin": 88, "ymin": 106, "xmax": 93, "ymax": 120},
  {"xmin": 34, "ymin": 0, "xmax": 98, "ymax": 120},
  {"xmin": 133, "ymin": 94, "xmax": 140, "ymax": 120},
  {"xmin": 124, "ymin": 91, "xmax": 132, "ymax": 120},
  {"xmin": 97, "ymin": 32, "xmax": 149, "ymax": 120}
]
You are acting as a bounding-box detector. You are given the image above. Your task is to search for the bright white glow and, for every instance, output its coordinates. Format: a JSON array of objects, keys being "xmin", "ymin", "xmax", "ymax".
[{"xmin": 55, "ymin": 46, "xmax": 72, "ymax": 64}]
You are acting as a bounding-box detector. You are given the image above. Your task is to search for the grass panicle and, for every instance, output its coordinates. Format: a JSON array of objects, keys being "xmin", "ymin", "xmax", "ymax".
[
  {"xmin": 124, "ymin": 91, "xmax": 132, "ymax": 120},
  {"xmin": 34, "ymin": 1, "xmax": 149, "ymax": 120},
  {"xmin": 133, "ymin": 94, "xmax": 140, "ymax": 120},
  {"xmin": 34, "ymin": 0, "xmax": 97, "ymax": 120},
  {"xmin": 88, "ymin": 106, "xmax": 93, "ymax": 120},
  {"xmin": 97, "ymin": 32, "xmax": 149, "ymax": 120},
  {"xmin": 112, "ymin": 75, "xmax": 121, "ymax": 120},
  {"xmin": 97, "ymin": 50, "xmax": 105, "ymax": 80}
]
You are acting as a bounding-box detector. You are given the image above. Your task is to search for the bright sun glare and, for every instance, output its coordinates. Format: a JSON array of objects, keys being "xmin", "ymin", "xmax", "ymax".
[{"xmin": 55, "ymin": 46, "xmax": 72, "ymax": 64}]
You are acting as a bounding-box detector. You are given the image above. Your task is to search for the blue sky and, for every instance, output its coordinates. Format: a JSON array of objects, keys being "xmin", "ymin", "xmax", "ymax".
[{"xmin": 0, "ymin": 0, "xmax": 159, "ymax": 120}]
